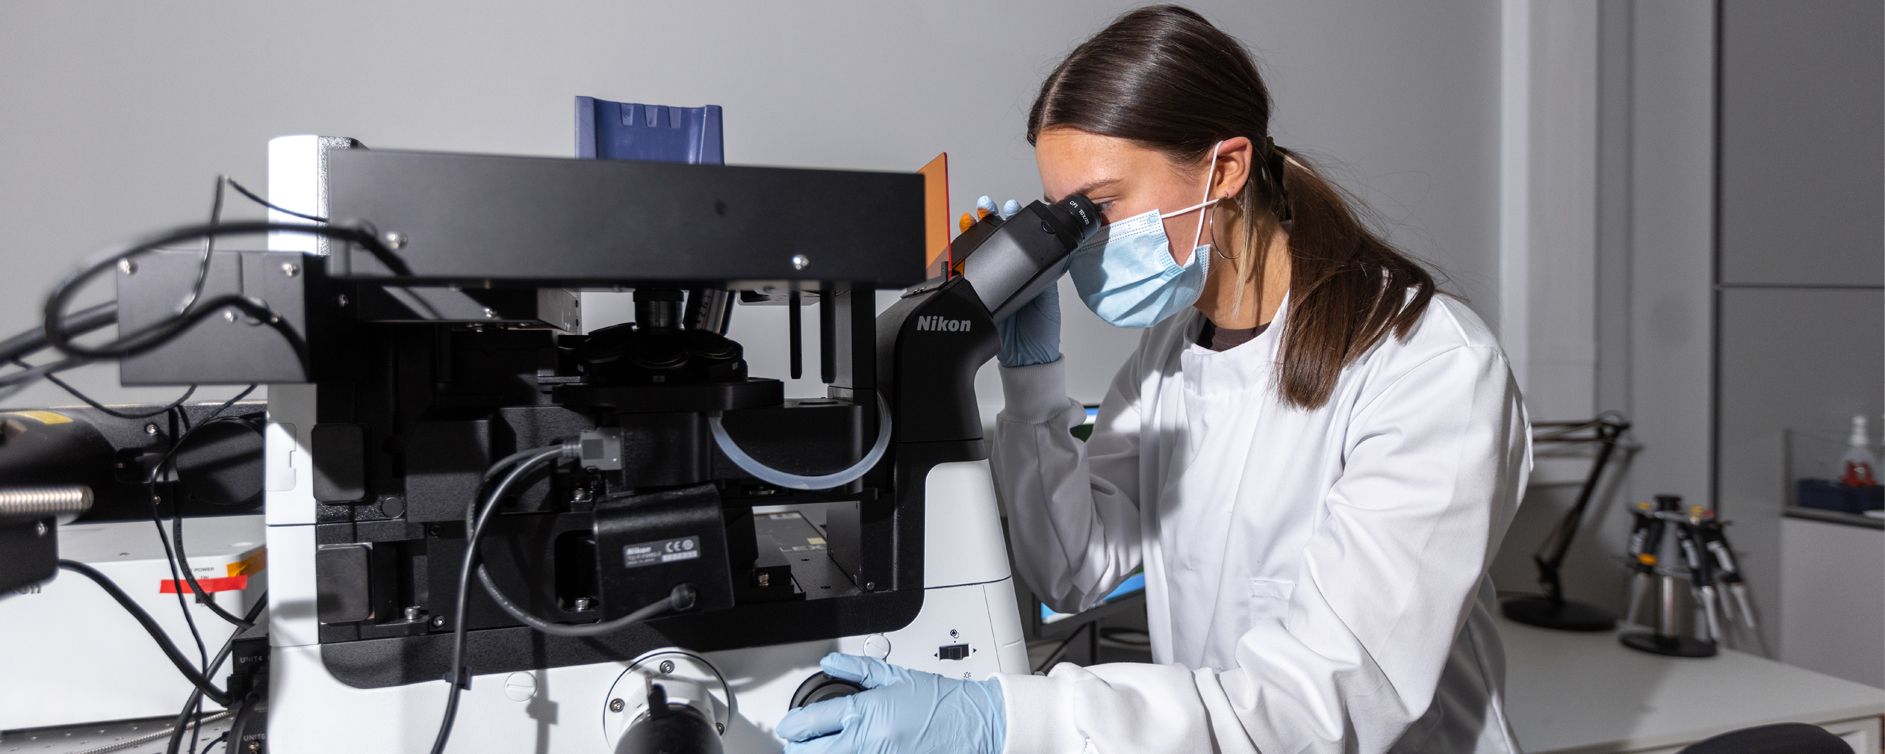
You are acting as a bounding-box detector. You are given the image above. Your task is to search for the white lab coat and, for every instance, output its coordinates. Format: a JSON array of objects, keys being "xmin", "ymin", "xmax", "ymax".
[{"xmin": 990, "ymin": 293, "xmax": 1531, "ymax": 753}]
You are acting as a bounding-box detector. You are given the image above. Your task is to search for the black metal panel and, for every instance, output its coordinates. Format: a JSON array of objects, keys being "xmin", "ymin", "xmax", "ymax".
[
  {"xmin": 324, "ymin": 149, "xmax": 927, "ymax": 288},
  {"xmin": 311, "ymin": 423, "xmax": 367, "ymax": 504},
  {"xmin": 115, "ymin": 249, "xmax": 329, "ymax": 386},
  {"xmin": 316, "ymin": 543, "xmax": 374, "ymax": 623},
  {"xmin": 0, "ymin": 519, "xmax": 57, "ymax": 594}
]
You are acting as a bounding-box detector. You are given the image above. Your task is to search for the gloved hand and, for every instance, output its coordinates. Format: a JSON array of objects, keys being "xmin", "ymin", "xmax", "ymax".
[
  {"xmin": 979, "ymin": 195, "xmax": 1063, "ymax": 368},
  {"xmin": 777, "ymin": 653, "xmax": 1006, "ymax": 754}
]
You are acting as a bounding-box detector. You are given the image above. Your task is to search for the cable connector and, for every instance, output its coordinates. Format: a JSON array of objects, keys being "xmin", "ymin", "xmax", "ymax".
[{"xmin": 571, "ymin": 428, "xmax": 623, "ymax": 472}]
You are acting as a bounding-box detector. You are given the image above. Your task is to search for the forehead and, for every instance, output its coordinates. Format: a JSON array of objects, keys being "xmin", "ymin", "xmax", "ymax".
[{"xmin": 1035, "ymin": 128, "xmax": 1178, "ymax": 200}]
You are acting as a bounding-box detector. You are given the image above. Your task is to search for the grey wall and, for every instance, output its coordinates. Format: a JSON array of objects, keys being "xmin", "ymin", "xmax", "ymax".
[
  {"xmin": 1492, "ymin": 0, "xmax": 1721, "ymax": 616},
  {"xmin": 1720, "ymin": 0, "xmax": 1884, "ymax": 287},
  {"xmin": 0, "ymin": 0, "xmax": 1502, "ymax": 417},
  {"xmin": 1715, "ymin": 0, "xmax": 1885, "ymax": 661}
]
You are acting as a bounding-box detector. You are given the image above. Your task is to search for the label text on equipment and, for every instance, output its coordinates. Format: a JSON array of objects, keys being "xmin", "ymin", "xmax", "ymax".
[
  {"xmin": 916, "ymin": 315, "xmax": 972, "ymax": 332},
  {"xmin": 623, "ymin": 536, "xmax": 702, "ymax": 569}
]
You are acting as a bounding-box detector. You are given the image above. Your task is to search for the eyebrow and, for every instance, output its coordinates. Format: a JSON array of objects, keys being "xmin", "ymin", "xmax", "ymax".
[{"xmin": 1045, "ymin": 177, "xmax": 1122, "ymax": 204}]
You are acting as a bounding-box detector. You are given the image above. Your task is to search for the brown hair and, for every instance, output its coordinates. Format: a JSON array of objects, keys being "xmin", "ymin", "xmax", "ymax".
[{"xmin": 1028, "ymin": 4, "xmax": 1436, "ymax": 410}]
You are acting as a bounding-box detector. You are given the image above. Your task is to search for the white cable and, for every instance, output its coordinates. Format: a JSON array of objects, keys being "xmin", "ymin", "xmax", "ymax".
[{"xmin": 708, "ymin": 394, "xmax": 891, "ymax": 490}]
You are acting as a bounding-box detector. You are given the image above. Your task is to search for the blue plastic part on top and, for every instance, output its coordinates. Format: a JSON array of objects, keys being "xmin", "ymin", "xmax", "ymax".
[{"xmin": 576, "ymin": 96, "xmax": 724, "ymax": 165}]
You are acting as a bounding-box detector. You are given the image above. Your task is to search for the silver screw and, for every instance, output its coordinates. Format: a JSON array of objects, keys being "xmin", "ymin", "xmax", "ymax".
[
  {"xmin": 716, "ymin": 723, "xmax": 725, "ymax": 734},
  {"xmin": 144, "ymin": 423, "xmax": 159, "ymax": 436},
  {"xmin": 430, "ymin": 615, "xmax": 446, "ymax": 628},
  {"xmin": 482, "ymin": 307, "xmax": 497, "ymax": 319},
  {"xmin": 757, "ymin": 572, "xmax": 771, "ymax": 587},
  {"xmin": 658, "ymin": 660, "xmax": 675, "ymax": 674},
  {"xmin": 223, "ymin": 310, "xmax": 237, "ymax": 323},
  {"xmin": 34, "ymin": 521, "xmax": 47, "ymax": 537},
  {"xmin": 383, "ymin": 231, "xmax": 407, "ymax": 250},
  {"xmin": 404, "ymin": 606, "xmax": 423, "ymax": 622},
  {"xmin": 336, "ymin": 293, "xmax": 350, "ymax": 307},
  {"xmin": 118, "ymin": 259, "xmax": 137, "ymax": 275},
  {"xmin": 572, "ymin": 597, "xmax": 594, "ymax": 612},
  {"xmin": 864, "ymin": 581, "xmax": 876, "ymax": 591},
  {"xmin": 609, "ymin": 698, "xmax": 625, "ymax": 713},
  {"xmin": 247, "ymin": 742, "xmax": 260, "ymax": 753},
  {"xmin": 949, "ymin": 629, "xmax": 959, "ymax": 639},
  {"xmin": 281, "ymin": 262, "xmax": 299, "ymax": 277},
  {"xmin": 790, "ymin": 254, "xmax": 810, "ymax": 270}
]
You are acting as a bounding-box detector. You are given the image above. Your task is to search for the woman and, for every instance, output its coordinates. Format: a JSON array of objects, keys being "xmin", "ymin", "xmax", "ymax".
[{"xmin": 778, "ymin": 6, "xmax": 1531, "ymax": 752}]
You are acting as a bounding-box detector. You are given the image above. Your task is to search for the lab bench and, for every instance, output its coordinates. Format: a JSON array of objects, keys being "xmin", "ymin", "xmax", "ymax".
[{"xmin": 1501, "ymin": 614, "xmax": 1885, "ymax": 753}]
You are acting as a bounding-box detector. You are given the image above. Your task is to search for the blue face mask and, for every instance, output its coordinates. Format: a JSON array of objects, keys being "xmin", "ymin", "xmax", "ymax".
[{"xmin": 1067, "ymin": 144, "xmax": 1222, "ymax": 328}]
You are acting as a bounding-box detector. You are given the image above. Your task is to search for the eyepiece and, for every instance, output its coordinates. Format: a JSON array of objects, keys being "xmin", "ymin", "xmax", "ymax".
[{"xmin": 1055, "ymin": 194, "xmax": 1101, "ymax": 238}]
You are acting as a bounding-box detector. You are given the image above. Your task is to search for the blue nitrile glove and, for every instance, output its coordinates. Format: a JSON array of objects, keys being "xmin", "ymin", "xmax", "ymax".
[
  {"xmin": 777, "ymin": 653, "xmax": 1006, "ymax": 754},
  {"xmin": 978, "ymin": 195, "xmax": 1062, "ymax": 368}
]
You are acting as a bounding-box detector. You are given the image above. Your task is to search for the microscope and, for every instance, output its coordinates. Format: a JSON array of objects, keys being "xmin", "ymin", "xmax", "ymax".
[{"xmin": 0, "ymin": 131, "xmax": 1097, "ymax": 753}]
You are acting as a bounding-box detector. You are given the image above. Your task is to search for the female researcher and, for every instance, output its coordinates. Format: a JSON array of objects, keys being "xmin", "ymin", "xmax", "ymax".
[{"xmin": 778, "ymin": 5, "xmax": 1531, "ymax": 752}]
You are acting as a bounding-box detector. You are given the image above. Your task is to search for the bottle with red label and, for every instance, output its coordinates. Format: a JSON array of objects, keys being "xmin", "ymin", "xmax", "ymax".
[{"xmin": 1841, "ymin": 414, "xmax": 1879, "ymax": 487}]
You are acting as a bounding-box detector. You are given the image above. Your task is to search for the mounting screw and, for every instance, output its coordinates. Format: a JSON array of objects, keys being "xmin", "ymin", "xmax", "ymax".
[
  {"xmin": 281, "ymin": 262, "xmax": 299, "ymax": 277},
  {"xmin": 658, "ymin": 660, "xmax": 675, "ymax": 674},
  {"xmin": 118, "ymin": 259, "xmax": 137, "ymax": 275},
  {"xmin": 716, "ymin": 723, "xmax": 725, "ymax": 734},
  {"xmin": 383, "ymin": 231, "xmax": 407, "ymax": 250},
  {"xmin": 246, "ymin": 741, "xmax": 260, "ymax": 753},
  {"xmin": 790, "ymin": 254, "xmax": 810, "ymax": 271},
  {"xmin": 34, "ymin": 521, "xmax": 47, "ymax": 537},
  {"xmin": 144, "ymin": 423, "xmax": 159, "ymax": 435},
  {"xmin": 404, "ymin": 606, "xmax": 423, "ymax": 622},
  {"xmin": 223, "ymin": 310, "xmax": 237, "ymax": 323},
  {"xmin": 757, "ymin": 572, "xmax": 771, "ymax": 588},
  {"xmin": 609, "ymin": 698, "xmax": 625, "ymax": 713},
  {"xmin": 864, "ymin": 581, "xmax": 876, "ymax": 591},
  {"xmin": 949, "ymin": 629, "xmax": 959, "ymax": 639},
  {"xmin": 430, "ymin": 615, "xmax": 446, "ymax": 629},
  {"xmin": 336, "ymin": 293, "xmax": 350, "ymax": 307},
  {"xmin": 572, "ymin": 597, "xmax": 594, "ymax": 612},
  {"xmin": 482, "ymin": 307, "xmax": 497, "ymax": 319}
]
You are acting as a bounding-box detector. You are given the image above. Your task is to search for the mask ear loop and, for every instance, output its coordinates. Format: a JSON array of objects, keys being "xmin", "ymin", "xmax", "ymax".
[{"xmin": 1192, "ymin": 141, "xmax": 1222, "ymax": 261}]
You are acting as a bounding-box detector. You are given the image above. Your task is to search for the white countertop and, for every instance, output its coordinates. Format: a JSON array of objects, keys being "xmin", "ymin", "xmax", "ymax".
[{"xmin": 1500, "ymin": 615, "xmax": 1885, "ymax": 753}]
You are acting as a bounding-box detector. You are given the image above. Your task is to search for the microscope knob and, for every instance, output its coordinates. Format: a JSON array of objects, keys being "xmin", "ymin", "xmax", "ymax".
[{"xmin": 788, "ymin": 671, "xmax": 864, "ymax": 709}]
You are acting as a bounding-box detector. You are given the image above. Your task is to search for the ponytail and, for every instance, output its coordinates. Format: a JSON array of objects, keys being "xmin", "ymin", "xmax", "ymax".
[{"xmin": 1029, "ymin": 4, "xmax": 1437, "ymax": 409}]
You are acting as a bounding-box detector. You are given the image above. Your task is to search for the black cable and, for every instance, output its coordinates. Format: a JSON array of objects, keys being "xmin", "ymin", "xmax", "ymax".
[
  {"xmin": 197, "ymin": 732, "xmax": 227, "ymax": 754},
  {"xmin": 0, "ymin": 357, "xmax": 83, "ymax": 404},
  {"xmin": 145, "ymin": 408, "xmax": 213, "ymax": 711},
  {"xmin": 225, "ymin": 176, "xmax": 328, "ymax": 223},
  {"xmin": 0, "ymin": 301, "xmax": 115, "ymax": 366},
  {"xmin": 149, "ymin": 386, "xmax": 260, "ymax": 630},
  {"xmin": 55, "ymin": 560, "xmax": 230, "ymax": 705},
  {"xmin": 12, "ymin": 360, "xmax": 197, "ymax": 419},
  {"xmin": 466, "ymin": 448, "xmax": 695, "ymax": 638},
  {"xmin": 430, "ymin": 448, "xmax": 689, "ymax": 754},
  {"xmin": 431, "ymin": 447, "xmax": 566, "ymax": 754},
  {"xmin": 166, "ymin": 592, "xmax": 266, "ymax": 754},
  {"xmin": 176, "ymin": 175, "xmax": 228, "ymax": 319},
  {"xmin": 41, "ymin": 220, "xmax": 394, "ymax": 361}
]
